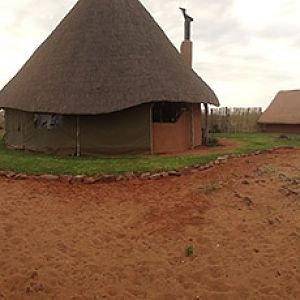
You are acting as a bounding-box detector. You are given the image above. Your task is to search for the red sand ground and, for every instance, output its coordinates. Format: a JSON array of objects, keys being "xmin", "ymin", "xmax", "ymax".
[{"xmin": 0, "ymin": 149, "xmax": 299, "ymax": 299}]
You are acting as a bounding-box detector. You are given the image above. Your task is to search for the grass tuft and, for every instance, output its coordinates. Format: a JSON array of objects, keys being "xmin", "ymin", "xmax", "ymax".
[{"xmin": 197, "ymin": 182, "xmax": 222, "ymax": 194}]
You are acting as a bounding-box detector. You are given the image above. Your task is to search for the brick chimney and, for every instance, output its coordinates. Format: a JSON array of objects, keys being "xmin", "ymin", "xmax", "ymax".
[{"xmin": 180, "ymin": 40, "xmax": 193, "ymax": 67}]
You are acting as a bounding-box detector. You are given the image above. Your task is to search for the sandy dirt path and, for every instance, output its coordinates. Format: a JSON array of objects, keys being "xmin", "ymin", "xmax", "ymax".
[{"xmin": 0, "ymin": 149, "xmax": 299, "ymax": 299}]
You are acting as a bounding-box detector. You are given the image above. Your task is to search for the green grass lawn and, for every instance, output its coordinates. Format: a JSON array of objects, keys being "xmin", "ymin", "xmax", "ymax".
[{"xmin": 0, "ymin": 133, "xmax": 299, "ymax": 176}]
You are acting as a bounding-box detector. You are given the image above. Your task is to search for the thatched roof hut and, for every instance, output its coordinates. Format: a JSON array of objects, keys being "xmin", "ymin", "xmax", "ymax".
[
  {"xmin": 0, "ymin": 0, "xmax": 219, "ymax": 155},
  {"xmin": 258, "ymin": 90, "xmax": 300, "ymax": 134}
]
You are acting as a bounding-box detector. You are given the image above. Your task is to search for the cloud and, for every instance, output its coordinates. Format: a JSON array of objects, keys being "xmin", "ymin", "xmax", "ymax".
[{"xmin": 0, "ymin": 0, "xmax": 299, "ymax": 110}]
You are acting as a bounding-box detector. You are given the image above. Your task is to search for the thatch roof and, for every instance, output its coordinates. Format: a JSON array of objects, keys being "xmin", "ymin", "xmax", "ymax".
[
  {"xmin": 0, "ymin": 0, "xmax": 219, "ymax": 115},
  {"xmin": 258, "ymin": 90, "xmax": 300, "ymax": 124}
]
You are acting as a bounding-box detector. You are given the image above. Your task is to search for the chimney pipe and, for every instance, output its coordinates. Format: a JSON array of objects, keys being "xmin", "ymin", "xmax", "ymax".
[{"xmin": 179, "ymin": 8, "xmax": 193, "ymax": 67}]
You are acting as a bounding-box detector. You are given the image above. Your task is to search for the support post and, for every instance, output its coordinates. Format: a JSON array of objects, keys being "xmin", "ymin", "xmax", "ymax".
[
  {"xmin": 21, "ymin": 112, "xmax": 24, "ymax": 149},
  {"xmin": 191, "ymin": 104, "xmax": 195, "ymax": 149},
  {"xmin": 225, "ymin": 107, "xmax": 228, "ymax": 133},
  {"xmin": 76, "ymin": 116, "xmax": 81, "ymax": 157},
  {"xmin": 203, "ymin": 103, "xmax": 209, "ymax": 145},
  {"xmin": 150, "ymin": 104, "xmax": 154, "ymax": 154}
]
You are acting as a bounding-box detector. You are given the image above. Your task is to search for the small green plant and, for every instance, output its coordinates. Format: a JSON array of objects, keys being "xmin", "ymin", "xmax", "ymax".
[
  {"xmin": 198, "ymin": 182, "xmax": 222, "ymax": 194},
  {"xmin": 185, "ymin": 245, "xmax": 194, "ymax": 257},
  {"xmin": 256, "ymin": 164, "xmax": 277, "ymax": 176},
  {"xmin": 206, "ymin": 137, "xmax": 221, "ymax": 147},
  {"xmin": 255, "ymin": 164, "xmax": 300, "ymax": 183},
  {"xmin": 278, "ymin": 135, "xmax": 290, "ymax": 140}
]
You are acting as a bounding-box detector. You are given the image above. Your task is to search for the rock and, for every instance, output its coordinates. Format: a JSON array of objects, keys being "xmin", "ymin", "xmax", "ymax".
[
  {"xmin": 116, "ymin": 175, "xmax": 126, "ymax": 182},
  {"xmin": 234, "ymin": 192, "xmax": 242, "ymax": 198},
  {"xmin": 149, "ymin": 173, "xmax": 162, "ymax": 180},
  {"xmin": 218, "ymin": 155, "xmax": 229, "ymax": 160},
  {"xmin": 181, "ymin": 168, "xmax": 192, "ymax": 175},
  {"xmin": 97, "ymin": 175, "xmax": 116, "ymax": 183},
  {"xmin": 190, "ymin": 169, "xmax": 199, "ymax": 174},
  {"xmin": 71, "ymin": 175, "xmax": 85, "ymax": 183},
  {"xmin": 83, "ymin": 177, "xmax": 97, "ymax": 184},
  {"xmin": 160, "ymin": 172, "xmax": 169, "ymax": 177},
  {"xmin": 124, "ymin": 172, "xmax": 136, "ymax": 179},
  {"xmin": 0, "ymin": 171, "xmax": 7, "ymax": 177},
  {"xmin": 140, "ymin": 172, "xmax": 151, "ymax": 179},
  {"xmin": 14, "ymin": 174, "xmax": 28, "ymax": 180},
  {"xmin": 243, "ymin": 197, "xmax": 253, "ymax": 207},
  {"xmin": 39, "ymin": 174, "xmax": 59, "ymax": 181},
  {"xmin": 285, "ymin": 189, "xmax": 298, "ymax": 197},
  {"xmin": 168, "ymin": 171, "xmax": 181, "ymax": 177},
  {"xmin": 5, "ymin": 171, "xmax": 16, "ymax": 178},
  {"xmin": 197, "ymin": 166, "xmax": 205, "ymax": 171},
  {"xmin": 202, "ymin": 164, "xmax": 211, "ymax": 170},
  {"xmin": 33, "ymin": 283, "xmax": 45, "ymax": 293},
  {"xmin": 241, "ymin": 180, "xmax": 250, "ymax": 185},
  {"xmin": 30, "ymin": 271, "xmax": 38, "ymax": 280},
  {"xmin": 259, "ymin": 149, "xmax": 267, "ymax": 154},
  {"xmin": 59, "ymin": 175, "xmax": 72, "ymax": 184}
]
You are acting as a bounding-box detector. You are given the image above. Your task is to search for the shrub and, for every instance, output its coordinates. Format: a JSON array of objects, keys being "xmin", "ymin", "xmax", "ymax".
[{"xmin": 206, "ymin": 137, "xmax": 221, "ymax": 147}]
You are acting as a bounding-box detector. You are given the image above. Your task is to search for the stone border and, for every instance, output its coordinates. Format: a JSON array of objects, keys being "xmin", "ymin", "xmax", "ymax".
[{"xmin": 0, "ymin": 146, "xmax": 296, "ymax": 185}]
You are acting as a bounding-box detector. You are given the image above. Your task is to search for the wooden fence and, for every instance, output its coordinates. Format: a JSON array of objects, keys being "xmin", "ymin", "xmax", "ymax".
[{"xmin": 208, "ymin": 107, "xmax": 263, "ymax": 133}]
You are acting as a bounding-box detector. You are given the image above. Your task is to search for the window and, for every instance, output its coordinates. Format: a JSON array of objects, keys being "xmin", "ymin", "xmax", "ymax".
[
  {"xmin": 152, "ymin": 102, "xmax": 186, "ymax": 123},
  {"xmin": 34, "ymin": 114, "xmax": 63, "ymax": 129}
]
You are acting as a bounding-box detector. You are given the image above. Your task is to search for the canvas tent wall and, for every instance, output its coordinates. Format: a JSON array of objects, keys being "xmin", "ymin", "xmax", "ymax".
[
  {"xmin": 258, "ymin": 90, "xmax": 300, "ymax": 134},
  {"xmin": 5, "ymin": 105, "xmax": 151, "ymax": 155}
]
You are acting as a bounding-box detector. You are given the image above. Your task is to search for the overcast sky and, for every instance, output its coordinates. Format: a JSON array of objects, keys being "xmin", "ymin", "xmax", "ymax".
[{"xmin": 0, "ymin": 0, "xmax": 299, "ymax": 109}]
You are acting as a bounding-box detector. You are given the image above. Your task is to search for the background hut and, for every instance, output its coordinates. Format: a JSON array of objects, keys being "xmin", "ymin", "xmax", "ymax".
[
  {"xmin": 0, "ymin": 0, "xmax": 219, "ymax": 155},
  {"xmin": 258, "ymin": 90, "xmax": 300, "ymax": 134}
]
